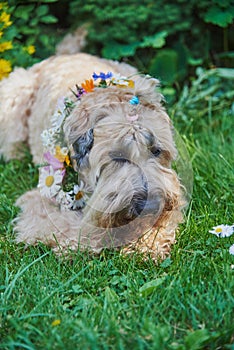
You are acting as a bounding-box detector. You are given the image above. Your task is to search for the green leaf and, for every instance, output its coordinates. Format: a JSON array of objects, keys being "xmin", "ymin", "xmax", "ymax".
[
  {"xmin": 160, "ymin": 257, "xmax": 172, "ymax": 268},
  {"xmin": 104, "ymin": 287, "xmax": 119, "ymax": 304},
  {"xmin": 139, "ymin": 277, "xmax": 165, "ymax": 297},
  {"xmin": 104, "ymin": 287, "xmax": 120, "ymax": 315},
  {"xmin": 102, "ymin": 42, "xmax": 139, "ymax": 59},
  {"xmin": 39, "ymin": 34, "xmax": 50, "ymax": 46},
  {"xmin": 140, "ymin": 31, "xmax": 168, "ymax": 49},
  {"xmin": 215, "ymin": 68, "xmax": 234, "ymax": 79},
  {"xmin": 36, "ymin": 5, "xmax": 49, "ymax": 17},
  {"xmin": 149, "ymin": 49, "xmax": 178, "ymax": 84},
  {"xmin": 204, "ymin": 6, "xmax": 234, "ymax": 27},
  {"xmin": 40, "ymin": 15, "xmax": 58, "ymax": 24},
  {"xmin": 184, "ymin": 329, "xmax": 210, "ymax": 350},
  {"xmin": 14, "ymin": 5, "xmax": 34, "ymax": 20},
  {"xmin": 30, "ymin": 17, "xmax": 39, "ymax": 26}
]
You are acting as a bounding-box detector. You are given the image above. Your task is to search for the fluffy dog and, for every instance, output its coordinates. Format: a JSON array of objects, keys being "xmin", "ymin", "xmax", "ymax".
[{"xmin": 0, "ymin": 53, "xmax": 186, "ymax": 260}]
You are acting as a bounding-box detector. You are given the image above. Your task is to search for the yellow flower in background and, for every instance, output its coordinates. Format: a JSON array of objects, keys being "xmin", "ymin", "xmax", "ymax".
[
  {"xmin": 0, "ymin": 3, "xmax": 7, "ymax": 11},
  {"xmin": 0, "ymin": 31, "xmax": 3, "ymax": 38},
  {"xmin": 51, "ymin": 319, "xmax": 61, "ymax": 326},
  {"xmin": 25, "ymin": 45, "xmax": 35, "ymax": 55},
  {"xmin": 0, "ymin": 11, "xmax": 12, "ymax": 28},
  {"xmin": 0, "ymin": 58, "xmax": 11, "ymax": 80},
  {"xmin": 0, "ymin": 40, "xmax": 12, "ymax": 52}
]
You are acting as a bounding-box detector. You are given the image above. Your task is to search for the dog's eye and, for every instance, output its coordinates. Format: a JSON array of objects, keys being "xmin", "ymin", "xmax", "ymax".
[
  {"xmin": 149, "ymin": 146, "xmax": 161, "ymax": 157},
  {"xmin": 109, "ymin": 151, "xmax": 130, "ymax": 163}
]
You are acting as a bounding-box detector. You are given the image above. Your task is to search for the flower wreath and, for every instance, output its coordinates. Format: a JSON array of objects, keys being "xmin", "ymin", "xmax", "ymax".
[{"xmin": 38, "ymin": 72, "xmax": 137, "ymax": 211}]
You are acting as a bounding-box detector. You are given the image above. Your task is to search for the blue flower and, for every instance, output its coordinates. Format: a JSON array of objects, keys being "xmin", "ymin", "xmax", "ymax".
[
  {"xmin": 92, "ymin": 72, "xmax": 113, "ymax": 81},
  {"xmin": 129, "ymin": 96, "xmax": 139, "ymax": 105}
]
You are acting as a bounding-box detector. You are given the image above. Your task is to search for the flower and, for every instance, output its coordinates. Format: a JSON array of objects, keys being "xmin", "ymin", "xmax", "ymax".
[
  {"xmin": 72, "ymin": 85, "xmax": 85, "ymax": 99},
  {"xmin": 0, "ymin": 11, "xmax": 12, "ymax": 28},
  {"xmin": 44, "ymin": 151, "xmax": 64, "ymax": 170},
  {"xmin": 72, "ymin": 181, "xmax": 88, "ymax": 209},
  {"xmin": 0, "ymin": 3, "xmax": 7, "ymax": 11},
  {"xmin": 0, "ymin": 58, "xmax": 11, "ymax": 80},
  {"xmin": 229, "ymin": 244, "xmax": 234, "ymax": 256},
  {"xmin": 38, "ymin": 166, "xmax": 64, "ymax": 198},
  {"xmin": 56, "ymin": 190, "xmax": 74, "ymax": 211},
  {"xmin": 0, "ymin": 41, "xmax": 12, "ymax": 52},
  {"xmin": 81, "ymin": 79, "xmax": 94, "ymax": 93},
  {"xmin": 24, "ymin": 45, "xmax": 35, "ymax": 55},
  {"xmin": 54, "ymin": 146, "xmax": 70, "ymax": 166},
  {"xmin": 209, "ymin": 224, "xmax": 234, "ymax": 238},
  {"xmin": 51, "ymin": 319, "xmax": 61, "ymax": 326},
  {"xmin": 51, "ymin": 99, "xmax": 66, "ymax": 130},
  {"xmin": 41, "ymin": 127, "xmax": 56, "ymax": 150},
  {"xmin": 111, "ymin": 73, "xmax": 134, "ymax": 88},
  {"xmin": 92, "ymin": 72, "xmax": 113, "ymax": 81}
]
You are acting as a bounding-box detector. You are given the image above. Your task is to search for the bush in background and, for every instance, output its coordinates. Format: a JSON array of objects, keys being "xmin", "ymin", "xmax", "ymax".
[
  {"xmin": 0, "ymin": 0, "xmax": 58, "ymax": 80},
  {"xmin": 63, "ymin": 0, "xmax": 233, "ymax": 88}
]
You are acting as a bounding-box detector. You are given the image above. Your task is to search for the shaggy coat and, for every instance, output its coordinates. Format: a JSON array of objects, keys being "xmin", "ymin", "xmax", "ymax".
[{"xmin": 0, "ymin": 53, "xmax": 185, "ymax": 260}]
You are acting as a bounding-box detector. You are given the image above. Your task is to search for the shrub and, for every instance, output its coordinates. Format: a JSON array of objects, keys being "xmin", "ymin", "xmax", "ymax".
[
  {"xmin": 0, "ymin": 0, "xmax": 58, "ymax": 80},
  {"xmin": 64, "ymin": 0, "xmax": 233, "ymax": 86}
]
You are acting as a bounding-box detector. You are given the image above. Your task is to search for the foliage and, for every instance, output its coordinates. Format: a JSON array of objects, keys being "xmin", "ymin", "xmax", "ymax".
[
  {"xmin": 0, "ymin": 67, "xmax": 234, "ymax": 349},
  {"xmin": 65, "ymin": 0, "xmax": 233, "ymax": 86},
  {"xmin": 170, "ymin": 67, "xmax": 234, "ymax": 131},
  {"xmin": 0, "ymin": 0, "xmax": 58, "ymax": 80}
]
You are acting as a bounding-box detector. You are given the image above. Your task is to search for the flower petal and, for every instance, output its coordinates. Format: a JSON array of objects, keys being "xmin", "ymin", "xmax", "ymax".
[{"xmin": 229, "ymin": 244, "xmax": 234, "ymax": 255}]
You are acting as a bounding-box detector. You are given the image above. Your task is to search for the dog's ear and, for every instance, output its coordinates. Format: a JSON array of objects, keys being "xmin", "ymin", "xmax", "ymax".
[
  {"xmin": 72, "ymin": 128, "xmax": 94, "ymax": 167},
  {"xmin": 64, "ymin": 103, "xmax": 94, "ymax": 167}
]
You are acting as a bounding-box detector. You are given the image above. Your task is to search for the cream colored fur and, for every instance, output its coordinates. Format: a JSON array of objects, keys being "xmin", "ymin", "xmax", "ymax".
[{"xmin": 0, "ymin": 53, "xmax": 185, "ymax": 261}]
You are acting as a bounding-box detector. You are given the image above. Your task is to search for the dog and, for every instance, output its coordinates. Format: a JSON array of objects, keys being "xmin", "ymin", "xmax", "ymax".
[{"xmin": 0, "ymin": 52, "xmax": 186, "ymax": 261}]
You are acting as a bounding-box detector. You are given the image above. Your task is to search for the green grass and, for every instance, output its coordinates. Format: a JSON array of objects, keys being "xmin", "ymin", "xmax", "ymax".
[{"xmin": 0, "ymin": 69, "xmax": 234, "ymax": 349}]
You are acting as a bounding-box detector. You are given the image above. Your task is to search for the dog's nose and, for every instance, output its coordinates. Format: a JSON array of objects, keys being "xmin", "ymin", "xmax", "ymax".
[{"xmin": 132, "ymin": 195, "xmax": 160, "ymax": 216}]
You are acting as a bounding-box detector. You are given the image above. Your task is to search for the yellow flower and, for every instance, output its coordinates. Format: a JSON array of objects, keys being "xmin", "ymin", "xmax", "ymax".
[
  {"xmin": 0, "ymin": 12, "xmax": 12, "ymax": 28},
  {"xmin": 51, "ymin": 319, "xmax": 61, "ymax": 326},
  {"xmin": 0, "ymin": 58, "xmax": 11, "ymax": 80},
  {"xmin": 0, "ymin": 31, "xmax": 3, "ymax": 38},
  {"xmin": 54, "ymin": 145, "xmax": 71, "ymax": 166},
  {"xmin": 25, "ymin": 45, "xmax": 36, "ymax": 55},
  {"xmin": 0, "ymin": 41, "xmax": 12, "ymax": 52},
  {"xmin": 0, "ymin": 3, "xmax": 7, "ymax": 11},
  {"xmin": 0, "ymin": 2, "xmax": 7, "ymax": 8}
]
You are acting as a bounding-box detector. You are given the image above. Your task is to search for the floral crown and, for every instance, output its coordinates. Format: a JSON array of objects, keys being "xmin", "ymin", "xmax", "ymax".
[{"xmin": 38, "ymin": 72, "xmax": 138, "ymax": 211}]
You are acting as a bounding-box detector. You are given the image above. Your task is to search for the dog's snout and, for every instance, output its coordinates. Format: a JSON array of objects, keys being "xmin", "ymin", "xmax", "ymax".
[{"xmin": 132, "ymin": 195, "xmax": 161, "ymax": 216}]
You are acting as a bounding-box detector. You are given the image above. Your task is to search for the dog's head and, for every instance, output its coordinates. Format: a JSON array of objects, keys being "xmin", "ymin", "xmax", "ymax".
[{"xmin": 64, "ymin": 76, "xmax": 183, "ymax": 245}]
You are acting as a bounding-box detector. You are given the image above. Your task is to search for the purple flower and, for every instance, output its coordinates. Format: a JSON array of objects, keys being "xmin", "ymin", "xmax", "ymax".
[
  {"xmin": 92, "ymin": 72, "xmax": 113, "ymax": 81},
  {"xmin": 75, "ymin": 86, "xmax": 86, "ymax": 98},
  {"xmin": 44, "ymin": 151, "xmax": 64, "ymax": 171}
]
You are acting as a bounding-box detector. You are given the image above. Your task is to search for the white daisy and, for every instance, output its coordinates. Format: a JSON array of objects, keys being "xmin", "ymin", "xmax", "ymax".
[
  {"xmin": 209, "ymin": 224, "xmax": 234, "ymax": 238},
  {"xmin": 229, "ymin": 244, "xmax": 234, "ymax": 256},
  {"xmin": 51, "ymin": 106, "xmax": 66, "ymax": 130},
  {"xmin": 56, "ymin": 189, "xmax": 74, "ymax": 211},
  {"xmin": 38, "ymin": 166, "xmax": 64, "ymax": 198},
  {"xmin": 111, "ymin": 73, "xmax": 129, "ymax": 86},
  {"xmin": 41, "ymin": 127, "xmax": 56, "ymax": 150},
  {"xmin": 72, "ymin": 181, "xmax": 88, "ymax": 209}
]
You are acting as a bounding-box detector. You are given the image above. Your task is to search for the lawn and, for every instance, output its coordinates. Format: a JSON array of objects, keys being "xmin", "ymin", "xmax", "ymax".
[{"xmin": 0, "ymin": 68, "xmax": 233, "ymax": 349}]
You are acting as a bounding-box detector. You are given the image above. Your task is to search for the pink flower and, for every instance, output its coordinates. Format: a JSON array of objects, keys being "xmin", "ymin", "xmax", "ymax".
[{"xmin": 44, "ymin": 151, "xmax": 64, "ymax": 170}]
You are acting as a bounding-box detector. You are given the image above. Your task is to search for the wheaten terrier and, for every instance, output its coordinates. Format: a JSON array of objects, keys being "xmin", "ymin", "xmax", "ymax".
[{"xmin": 0, "ymin": 53, "xmax": 187, "ymax": 260}]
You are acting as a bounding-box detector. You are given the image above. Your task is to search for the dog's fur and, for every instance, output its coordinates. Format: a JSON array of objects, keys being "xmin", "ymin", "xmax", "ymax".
[{"xmin": 0, "ymin": 52, "xmax": 185, "ymax": 260}]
